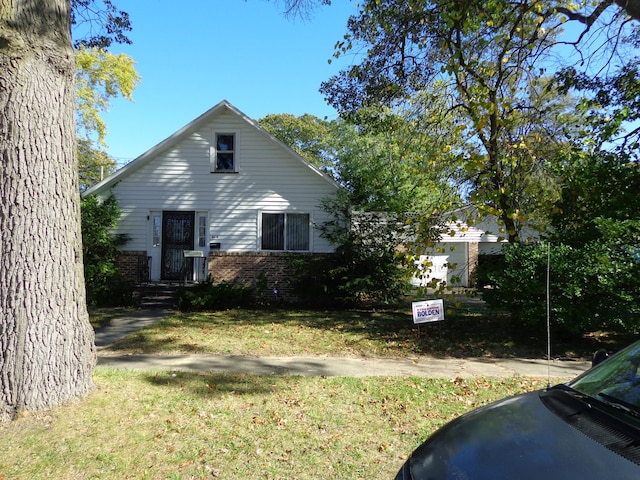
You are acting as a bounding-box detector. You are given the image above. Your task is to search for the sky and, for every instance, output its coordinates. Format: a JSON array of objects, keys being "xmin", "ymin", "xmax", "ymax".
[{"xmin": 96, "ymin": 1, "xmax": 361, "ymax": 165}]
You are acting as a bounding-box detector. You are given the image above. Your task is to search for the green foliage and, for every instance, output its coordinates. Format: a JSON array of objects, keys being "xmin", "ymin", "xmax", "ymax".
[
  {"xmin": 321, "ymin": 0, "xmax": 568, "ymax": 241},
  {"xmin": 261, "ymin": 108, "xmax": 460, "ymax": 214},
  {"xmin": 480, "ymin": 152, "xmax": 640, "ymax": 337},
  {"xmin": 291, "ymin": 192, "xmax": 413, "ymax": 307},
  {"xmin": 261, "ymin": 108, "xmax": 458, "ymax": 306},
  {"xmin": 550, "ymin": 151, "xmax": 640, "ymax": 246},
  {"xmin": 176, "ymin": 279, "xmax": 255, "ymax": 311},
  {"xmin": 481, "ymin": 241, "xmax": 640, "ymax": 337},
  {"xmin": 77, "ymin": 137, "xmax": 117, "ymax": 192},
  {"xmin": 556, "ymin": 59, "xmax": 640, "ymax": 157},
  {"xmin": 74, "ymin": 41, "xmax": 139, "ymax": 192},
  {"xmin": 81, "ymin": 193, "xmax": 132, "ymax": 306},
  {"xmin": 259, "ymin": 113, "xmax": 335, "ymax": 171},
  {"xmin": 75, "ymin": 46, "xmax": 140, "ymax": 146},
  {"xmin": 320, "ymin": 0, "xmax": 640, "ymax": 242},
  {"xmin": 332, "ymin": 101, "xmax": 461, "ymax": 214}
]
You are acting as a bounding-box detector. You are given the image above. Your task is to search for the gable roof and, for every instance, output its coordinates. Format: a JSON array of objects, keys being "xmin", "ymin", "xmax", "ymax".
[{"xmin": 84, "ymin": 100, "xmax": 340, "ymax": 196}]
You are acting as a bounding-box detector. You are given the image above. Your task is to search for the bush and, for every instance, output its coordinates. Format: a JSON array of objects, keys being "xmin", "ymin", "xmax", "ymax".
[
  {"xmin": 291, "ymin": 194, "xmax": 412, "ymax": 308},
  {"xmin": 473, "ymin": 254, "xmax": 506, "ymax": 289},
  {"xmin": 81, "ymin": 193, "xmax": 133, "ymax": 306},
  {"xmin": 291, "ymin": 244, "xmax": 411, "ymax": 308},
  {"xmin": 481, "ymin": 152, "xmax": 640, "ymax": 338},
  {"xmin": 480, "ymin": 242, "xmax": 640, "ymax": 338},
  {"xmin": 177, "ymin": 279, "xmax": 255, "ymax": 311}
]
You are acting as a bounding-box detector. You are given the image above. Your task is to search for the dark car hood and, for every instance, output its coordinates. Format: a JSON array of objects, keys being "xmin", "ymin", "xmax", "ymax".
[{"xmin": 405, "ymin": 388, "xmax": 640, "ymax": 480}]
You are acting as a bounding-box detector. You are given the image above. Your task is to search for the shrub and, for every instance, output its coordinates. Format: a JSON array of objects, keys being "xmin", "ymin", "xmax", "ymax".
[
  {"xmin": 290, "ymin": 242, "xmax": 411, "ymax": 308},
  {"xmin": 290, "ymin": 193, "xmax": 412, "ymax": 308},
  {"xmin": 480, "ymin": 241, "xmax": 640, "ymax": 338},
  {"xmin": 480, "ymin": 152, "xmax": 640, "ymax": 338},
  {"xmin": 177, "ymin": 279, "xmax": 254, "ymax": 311},
  {"xmin": 81, "ymin": 193, "xmax": 133, "ymax": 306}
]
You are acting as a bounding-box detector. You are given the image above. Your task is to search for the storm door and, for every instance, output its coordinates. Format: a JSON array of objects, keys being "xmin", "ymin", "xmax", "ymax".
[{"xmin": 161, "ymin": 211, "xmax": 195, "ymax": 280}]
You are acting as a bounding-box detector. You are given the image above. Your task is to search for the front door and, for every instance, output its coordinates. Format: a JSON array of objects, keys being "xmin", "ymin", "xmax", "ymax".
[{"xmin": 161, "ymin": 211, "xmax": 195, "ymax": 280}]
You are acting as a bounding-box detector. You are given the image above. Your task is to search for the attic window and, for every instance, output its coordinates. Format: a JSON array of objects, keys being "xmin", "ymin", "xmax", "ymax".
[{"xmin": 213, "ymin": 133, "xmax": 235, "ymax": 172}]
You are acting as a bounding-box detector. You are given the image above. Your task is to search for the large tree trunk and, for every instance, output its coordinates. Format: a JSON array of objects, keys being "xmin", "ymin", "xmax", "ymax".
[{"xmin": 0, "ymin": 1, "xmax": 96, "ymax": 422}]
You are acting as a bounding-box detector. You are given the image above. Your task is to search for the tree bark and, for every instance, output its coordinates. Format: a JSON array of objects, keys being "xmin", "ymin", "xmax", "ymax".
[{"xmin": 0, "ymin": 0, "xmax": 96, "ymax": 422}]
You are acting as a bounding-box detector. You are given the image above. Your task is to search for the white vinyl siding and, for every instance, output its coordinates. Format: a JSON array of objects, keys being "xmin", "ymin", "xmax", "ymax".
[{"xmin": 100, "ymin": 106, "xmax": 337, "ymax": 255}]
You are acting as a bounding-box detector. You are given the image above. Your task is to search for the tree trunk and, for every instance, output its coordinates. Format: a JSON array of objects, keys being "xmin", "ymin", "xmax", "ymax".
[{"xmin": 0, "ymin": 1, "xmax": 96, "ymax": 422}]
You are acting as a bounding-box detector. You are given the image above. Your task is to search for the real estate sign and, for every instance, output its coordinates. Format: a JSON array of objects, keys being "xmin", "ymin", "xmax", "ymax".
[{"xmin": 412, "ymin": 299, "xmax": 445, "ymax": 324}]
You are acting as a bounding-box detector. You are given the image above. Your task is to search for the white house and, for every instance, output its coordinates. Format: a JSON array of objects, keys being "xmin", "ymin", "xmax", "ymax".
[
  {"xmin": 412, "ymin": 209, "xmax": 541, "ymax": 288},
  {"xmin": 85, "ymin": 100, "xmax": 340, "ymax": 295}
]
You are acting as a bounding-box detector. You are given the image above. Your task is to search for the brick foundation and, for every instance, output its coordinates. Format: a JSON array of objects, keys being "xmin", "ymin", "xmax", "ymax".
[
  {"xmin": 208, "ymin": 251, "xmax": 323, "ymax": 302},
  {"xmin": 115, "ymin": 251, "xmax": 149, "ymax": 284},
  {"xmin": 116, "ymin": 250, "xmax": 329, "ymax": 301}
]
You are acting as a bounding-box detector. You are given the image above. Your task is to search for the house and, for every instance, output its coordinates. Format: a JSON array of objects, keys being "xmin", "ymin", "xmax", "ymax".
[
  {"xmin": 84, "ymin": 100, "xmax": 341, "ymax": 298},
  {"xmin": 411, "ymin": 208, "xmax": 541, "ymax": 288}
]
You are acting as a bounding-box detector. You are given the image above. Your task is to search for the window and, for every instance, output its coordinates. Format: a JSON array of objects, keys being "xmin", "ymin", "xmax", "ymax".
[
  {"xmin": 213, "ymin": 133, "xmax": 235, "ymax": 172},
  {"xmin": 261, "ymin": 213, "xmax": 310, "ymax": 251},
  {"xmin": 198, "ymin": 215, "xmax": 207, "ymax": 248},
  {"xmin": 152, "ymin": 214, "xmax": 161, "ymax": 247}
]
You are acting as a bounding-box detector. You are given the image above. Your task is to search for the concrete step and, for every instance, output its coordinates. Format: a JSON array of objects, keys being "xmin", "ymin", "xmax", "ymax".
[{"xmin": 134, "ymin": 283, "xmax": 181, "ymax": 309}]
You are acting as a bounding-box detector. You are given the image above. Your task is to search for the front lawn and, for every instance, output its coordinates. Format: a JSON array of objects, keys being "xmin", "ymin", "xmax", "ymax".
[
  {"xmin": 98, "ymin": 301, "xmax": 634, "ymax": 360},
  {"xmin": 2, "ymin": 301, "xmax": 628, "ymax": 478},
  {"xmin": 0, "ymin": 370, "xmax": 549, "ymax": 479}
]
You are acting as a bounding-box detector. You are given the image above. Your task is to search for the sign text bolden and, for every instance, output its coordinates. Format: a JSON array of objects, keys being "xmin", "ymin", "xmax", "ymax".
[{"xmin": 412, "ymin": 299, "xmax": 445, "ymax": 324}]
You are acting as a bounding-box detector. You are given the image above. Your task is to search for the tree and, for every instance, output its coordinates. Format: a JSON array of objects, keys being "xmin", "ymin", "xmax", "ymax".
[
  {"xmin": 283, "ymin": 0, "xmax": 640, "ymax": 23},
  {"xmin": 75, "ymin": 45, "xmax": 139, "ymax": 146},
  {"xmin": 71, "ymin": 0, "xmax": 131, "ymax": 49},
  {"xmin": 480, "ymin": 150, "xmax": 640, "ymax": 337},
  {"xmin": 557, "ymin": 59, "xmax": 640, "ymax": 159},
  {"xmin": 263, "ymin": 103, "xmax": 462, "ymax": 214},
  {"xmin": 77, "ymin": 138, "xmax": 116, "ymax": 192},
  {"xmin": 551, "ymin": 225, "xmax": 640, "ymax": 334},
  {"xmin": 75, "ymin": 46, "xmax": 139, "ymax": 191},
  {"xmin": 0, "ymin": 0, "xmax": 95, "ymax": 421},
  {"xmin": 309, "ymin": 0, "xmax": 639, "ymax": 240},
  {"xmin": 269, "ymin": 0, "xmax": 331, "ymax": 19},
  {"xmin": 320, "ymin": 0, "xmax": 578, "ymax": 242},
  {"xmin": 264, "ymin": 107, "xmax": 462, "ymax": 303},
  {"xmin": 0, "ymin": 0, "xmax": 130, "ymax": 421},
  {"xmin": 260, "ymin": 113, "xmax": 335, "ymax": 170}
]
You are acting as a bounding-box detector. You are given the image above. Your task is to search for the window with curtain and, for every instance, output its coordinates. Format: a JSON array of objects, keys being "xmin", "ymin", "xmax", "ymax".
[{"xmin": 261, "ymin": 212, "xmax": 310, "ymax": 251}]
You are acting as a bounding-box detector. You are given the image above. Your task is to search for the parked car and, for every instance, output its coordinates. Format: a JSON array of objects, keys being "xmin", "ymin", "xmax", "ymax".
[{"xmin": 395, "ymin": 340, "xmax": 640, "ymax": 479}]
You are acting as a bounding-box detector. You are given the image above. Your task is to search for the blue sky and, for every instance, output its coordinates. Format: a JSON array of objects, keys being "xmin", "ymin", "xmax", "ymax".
[{"xmin": 100, "ymin": 1, "xmax": 360, "ymax": 164}]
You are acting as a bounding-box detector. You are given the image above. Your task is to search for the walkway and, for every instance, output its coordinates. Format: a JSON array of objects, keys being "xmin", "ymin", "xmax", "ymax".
[{"xmin": 94, "ymin": 309, "xmax": 592, "ymax": 380}]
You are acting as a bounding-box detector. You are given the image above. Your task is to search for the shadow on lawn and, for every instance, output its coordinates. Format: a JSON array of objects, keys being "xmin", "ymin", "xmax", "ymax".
[
  {"xmin": 103, "ymin": 296, "xmax": 636, "ymax": 360},
  {"xmin": 144, "ymin": 370, "xmax": 282, "ymax": 397}
]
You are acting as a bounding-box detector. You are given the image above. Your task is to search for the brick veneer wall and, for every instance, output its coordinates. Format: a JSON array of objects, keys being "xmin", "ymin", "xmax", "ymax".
[
  {"xmin": 116, "ymin": 250, "xmax": 330, "ymax": 300},
  {"xmin": 116, "ymin": 251, "xmax": 148, "ymax": 284},
  {"xmin": 208, "ymin": 251, "xmax": 326, "ymax": 302},
  {"xmin": 468, "ymin": 242, "xmax": 479, "ymax": 287}
]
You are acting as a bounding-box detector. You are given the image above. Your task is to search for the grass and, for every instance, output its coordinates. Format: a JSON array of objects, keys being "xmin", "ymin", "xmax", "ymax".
[
  {"xmin": 0, "ymin": 369, "xmax": 551, "ymax": 479},
  {"xmin": 2, "ymin": 301, "xmax": 630, "ymax": 479},
  {"xmin": 99, "ymin": 299, "xmax": 634, "ymax": 360}
]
